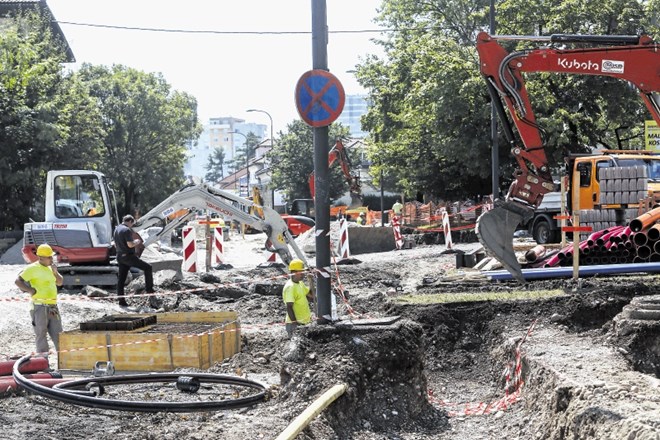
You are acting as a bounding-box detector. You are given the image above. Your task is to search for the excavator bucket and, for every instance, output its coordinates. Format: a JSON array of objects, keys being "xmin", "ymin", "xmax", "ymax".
[{"xmin": 476, "ymin": 201, "xmax": 534, "ymax": 282}]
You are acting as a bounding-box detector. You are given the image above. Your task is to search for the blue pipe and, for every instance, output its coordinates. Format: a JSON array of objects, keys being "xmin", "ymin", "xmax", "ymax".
[{"xmin": 484, "ymin": 262, "xmax": 660, "ymax": 281}]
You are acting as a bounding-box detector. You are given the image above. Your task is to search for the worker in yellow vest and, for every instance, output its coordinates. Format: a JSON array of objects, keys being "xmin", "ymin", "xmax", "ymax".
[{"xmin": 15, "ymin": 244, "xmax": 64, "ymax": 358}]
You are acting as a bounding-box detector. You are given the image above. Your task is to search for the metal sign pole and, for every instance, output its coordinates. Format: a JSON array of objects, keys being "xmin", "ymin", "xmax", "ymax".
[{"xmin": 311, "ymin": 0, "xmax": 331, "ymax": 322}]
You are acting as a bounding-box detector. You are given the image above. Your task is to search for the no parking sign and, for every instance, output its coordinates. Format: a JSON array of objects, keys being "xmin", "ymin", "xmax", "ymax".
[{"xmin": 295, "ymin": 70, "xmax": 345, "ymax": 127}]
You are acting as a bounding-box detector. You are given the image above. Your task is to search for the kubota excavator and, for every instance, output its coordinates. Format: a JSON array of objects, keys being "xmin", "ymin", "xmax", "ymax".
[
  {"xmin": 475, "ymin": 32, "xmax": 660, "ymax": 281},
  {"xmin": 22, "ymin": 170, "xmax": 308, "ymax": 286}
]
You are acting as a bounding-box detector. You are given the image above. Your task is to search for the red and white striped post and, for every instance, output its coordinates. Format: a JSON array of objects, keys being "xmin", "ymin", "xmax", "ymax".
[
  {"xmin": 441, "ymin": 208, "xmax": 453, "ymax": 249},
  {"xmin": 182, "ymin": 226, "xmax": 197, "ymax": 272},
  {"xmin": 212, "ymin": 226, "xmax": 224, "ymax": 265},
  {"xmin": 337, "ymin": 218, "xmax": 351, "ymax": 258},
  {"xmin": 392, "ymin": 215, "xmax": 404, "ymax": 250}
]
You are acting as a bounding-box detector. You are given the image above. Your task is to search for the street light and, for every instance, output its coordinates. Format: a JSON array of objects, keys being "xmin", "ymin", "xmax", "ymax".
[
  {"xmin": 247, "ymin": 108, "xmax": 275, "ymax": 208},
  {"xmin": 228, "ymin": 131, "xmax": 249, "ymax": 196},
  {"xmin": 246, "ymin": 109, "xmax": 274, "ymax": 156}
]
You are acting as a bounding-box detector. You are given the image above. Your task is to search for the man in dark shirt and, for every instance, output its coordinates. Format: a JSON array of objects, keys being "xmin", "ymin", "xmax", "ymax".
[{"xmin": 113, "ymin": 214, "xmax": 153, "ymax": 307}]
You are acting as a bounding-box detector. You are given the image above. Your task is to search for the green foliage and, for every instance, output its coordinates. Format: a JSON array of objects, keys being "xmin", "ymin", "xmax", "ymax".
[
  {"xmin": 0, "ymin": 12, "xmax": 104, "ymax": 229},
  {"xmin": 270, "ymin": 120, "xmax": 351, "ymax": 202},
  {"xmin": 232, "ymin": 131, "xmax": 261, "ymax": 174},
  {"xmin": 74, "ymin": 64, "xmax": 201, "ymax": 216},
  {"xmin": 356, "ymin": 0, "xmax": 660, "ymax": 202},
  {"xmin": 205, "ymin": 147, "xmax": 226, "ymax": 185}
]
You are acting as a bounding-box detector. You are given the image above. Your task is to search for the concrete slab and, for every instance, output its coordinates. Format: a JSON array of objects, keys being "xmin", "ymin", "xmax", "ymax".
[{"xmin": 347, "ymin": 227, "xmax": 396, "ymax": 255}]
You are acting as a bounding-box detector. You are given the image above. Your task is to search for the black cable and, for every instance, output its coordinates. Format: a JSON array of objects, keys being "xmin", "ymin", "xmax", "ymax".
[{"xmin": 13, "ymin": 355, "xmax": 267, "ymax": 412}]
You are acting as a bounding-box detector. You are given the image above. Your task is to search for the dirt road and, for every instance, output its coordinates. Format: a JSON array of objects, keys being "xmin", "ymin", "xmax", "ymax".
[{"xmin": 0, "ymin": 230, "xmax": 659, "ymax": 439}]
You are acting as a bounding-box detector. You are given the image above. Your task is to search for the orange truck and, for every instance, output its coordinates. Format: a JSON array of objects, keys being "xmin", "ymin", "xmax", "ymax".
[{"xmin": 521, "ymin": 150, "xmax": 660, "ymax": 244}]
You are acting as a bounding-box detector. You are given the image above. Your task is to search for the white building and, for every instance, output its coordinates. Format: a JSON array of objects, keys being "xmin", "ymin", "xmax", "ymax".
[
  {"xmin": 184, "ymin": 117, "xmax": 266, "ymax": 182},
  {"xmin": 337, "ymin": 94, "xmax": 369, "ymax": 138}
]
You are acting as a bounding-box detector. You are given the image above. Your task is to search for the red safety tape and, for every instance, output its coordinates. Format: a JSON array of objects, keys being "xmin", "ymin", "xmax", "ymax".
[
  {"xmin": 428, "ymin": 319, "xmax": 537, "ymax": 417},
  {"xmin": 1, "ymin": 272, "xmax": 293, "ymax": 303}
]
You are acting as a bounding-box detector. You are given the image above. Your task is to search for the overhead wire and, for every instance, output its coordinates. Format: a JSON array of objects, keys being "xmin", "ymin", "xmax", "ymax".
[{"xmin": 53, "ymin": 21, "xmax": 448, "ymax": 36}]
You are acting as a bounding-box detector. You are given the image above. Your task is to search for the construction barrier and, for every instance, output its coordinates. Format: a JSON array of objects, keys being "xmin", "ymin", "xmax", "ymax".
[
  {"xmin": 392, "ymin": 215, "xmax": 404, "ymax": 250},
  {"xmin": 212, "ymin": 227, "xmax": 224, "ymax": 265},
  {"xmin": 441, "ymin": 209, "xmax": 453, "ymax": 249},
  {"xmin": 337, "ymin": 218, "xmax": 350, "ymax": 258},
  {"xmin": 182, "ymin": 226, "xmax": 197, "ymax": 273},
  {"xmin": 264, "ymin": 251, "xmax": 277, "ymax": 264}
]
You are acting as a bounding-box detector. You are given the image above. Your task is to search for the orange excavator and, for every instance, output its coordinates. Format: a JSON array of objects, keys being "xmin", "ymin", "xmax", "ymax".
[
  {"xmin": 290, "ymin": 139, "xmax": 363, "ymax": 219},
  {"xmin": 309, "ymin": 139, "xmax": 363, "ymax": 209},
  {"xmin": 475, "ymin": 32, "xmax": 660, "ymax": 281}
]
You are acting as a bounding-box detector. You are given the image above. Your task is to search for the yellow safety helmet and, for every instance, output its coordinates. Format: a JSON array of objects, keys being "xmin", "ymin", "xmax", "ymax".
[
  {"xmin": 36, "ymin": 244, "xmax": 55, "ymax": 257},
  {"xmin": 288, "ymin": 259, "xmax": 305, "ymax": 272}
]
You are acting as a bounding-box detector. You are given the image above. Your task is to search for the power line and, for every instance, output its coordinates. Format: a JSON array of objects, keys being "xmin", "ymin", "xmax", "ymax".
[{"xmin": 54, "ymin": 21, "xmax": 391, "ymax": 35}]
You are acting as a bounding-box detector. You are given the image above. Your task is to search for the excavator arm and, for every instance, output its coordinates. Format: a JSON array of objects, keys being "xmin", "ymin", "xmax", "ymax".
[
  {"xmin": 475, "ymin": 32, "xmax": 660, "ymax": 281},
  {"xmin": 309, "ymin": 139, "xmax": 363, "ymax": 208},
  {"xmin": 132, "ymin": 183, "xmax": 307, "ymax": 265}
]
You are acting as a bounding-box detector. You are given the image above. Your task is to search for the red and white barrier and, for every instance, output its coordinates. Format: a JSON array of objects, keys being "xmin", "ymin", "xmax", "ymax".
[
  {"xmin": 182, "ymin": 226, "xmax": 197, "ymax": 272},
  {"xmin": 392, "ymin": 215, "xmax": 404, "ymax": 250},
  {"xmin": 212, "ymin": 227, "xmax": 224, "ymax": 265},
  {"xmin": 337, "ymin": 218, "xmax": 351, "ymax": 258},
  {"xmin": 264, "ymin": 251, "xmax": 277, "ymax": 264},
  {"xmin": 441, "ymin": 209, "xmax": 453, "ymax": 249}
]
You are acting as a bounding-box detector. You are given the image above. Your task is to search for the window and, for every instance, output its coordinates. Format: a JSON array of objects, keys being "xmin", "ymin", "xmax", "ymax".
[
  {"xmin": 576, "ymin": 162, "xmax": 591, "ymax": 187},
  {"xmin": 54, "ymin": 175, "xmax": 106, "ymax": 219}
]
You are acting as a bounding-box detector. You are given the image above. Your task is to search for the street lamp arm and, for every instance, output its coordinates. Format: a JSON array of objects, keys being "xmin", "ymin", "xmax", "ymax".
[{"xmin": 246, "ymin": 108, "xmax": 274, "ymax": 150}]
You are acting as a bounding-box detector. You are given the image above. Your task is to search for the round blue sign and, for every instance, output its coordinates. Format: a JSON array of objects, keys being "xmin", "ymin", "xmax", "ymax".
[{"xmin": 295, "ymin": 70, "xmax": 345, "ymax": 127}]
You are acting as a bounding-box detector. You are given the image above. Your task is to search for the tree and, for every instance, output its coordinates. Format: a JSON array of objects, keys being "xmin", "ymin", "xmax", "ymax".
[
  {"xmin": 205, "ymin": 147, "xmax": 226, "ymax": 185},
  {"xmin": 75, "ymin": 64, "xmax": 201, "ymax": 216},
  {"xmin": 0, "ymin": 11, "xmax": 104, "ymax": 229},
  {"xmin": 356, "ymin": 0, "xmax": 660, "ymax": 202},
  {"xmin": 233, "ymin": 131, "xmax": 261, "ymax": 173},
  {"xmin": 270, "ymin": 120, "xmax": 352, "ymax": 202}
]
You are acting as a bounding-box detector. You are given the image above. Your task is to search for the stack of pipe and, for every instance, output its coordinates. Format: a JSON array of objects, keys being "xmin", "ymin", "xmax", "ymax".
[
  {"xmin": 0, "ymin": 357, "xmax": 68, "ymax": 396},
  {"xmin": 530, "ymin": 207, "xmax": 660, "ymax": 268}
]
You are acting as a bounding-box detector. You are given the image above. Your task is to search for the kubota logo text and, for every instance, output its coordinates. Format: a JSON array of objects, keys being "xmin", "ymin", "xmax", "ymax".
[
  {"xmin": 557, "ymin": 58, "xmax": 599, "ymax": 71},
  {"xmin": 557, "ymin": 58, "xmax": 624, "ymax": 74}
]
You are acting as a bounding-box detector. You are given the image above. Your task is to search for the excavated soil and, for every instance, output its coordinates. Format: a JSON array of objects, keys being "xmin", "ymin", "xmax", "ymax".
[{"xmin": 0, "ymin": 232, "xmax": 659, "ymax": 439}]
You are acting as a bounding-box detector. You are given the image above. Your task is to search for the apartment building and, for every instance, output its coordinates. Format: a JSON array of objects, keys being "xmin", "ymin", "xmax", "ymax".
[{"xmin": 184, "ymin": 117, "xmax": 266, "ymax": 182}]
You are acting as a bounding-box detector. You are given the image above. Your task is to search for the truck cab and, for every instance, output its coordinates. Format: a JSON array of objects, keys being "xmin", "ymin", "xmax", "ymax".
[{"xmin": 525, "ymin": 150, "xmax": 660, "ymax": 244}]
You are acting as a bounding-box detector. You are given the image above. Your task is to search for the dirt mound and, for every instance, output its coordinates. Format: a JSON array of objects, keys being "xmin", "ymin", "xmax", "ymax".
[{"xmin": 279, "ymin": 320, "xmax": 448, "ymax": 438}]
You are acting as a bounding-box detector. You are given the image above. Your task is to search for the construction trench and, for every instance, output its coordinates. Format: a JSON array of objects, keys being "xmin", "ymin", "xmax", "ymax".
[{"xmin": 0, "ymin": 231, "xmax": 659, "ymax": 439}]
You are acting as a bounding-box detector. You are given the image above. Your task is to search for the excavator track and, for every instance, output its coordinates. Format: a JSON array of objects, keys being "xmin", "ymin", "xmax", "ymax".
[{"xmin": 476, "ymin": 201, "xmax": 534, "ymax": 283}]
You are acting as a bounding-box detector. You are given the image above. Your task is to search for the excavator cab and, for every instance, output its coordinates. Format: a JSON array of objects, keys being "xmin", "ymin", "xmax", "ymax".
[{"xmin": 22, "ymin": 170, "xmax": 117, "ymax": 265}]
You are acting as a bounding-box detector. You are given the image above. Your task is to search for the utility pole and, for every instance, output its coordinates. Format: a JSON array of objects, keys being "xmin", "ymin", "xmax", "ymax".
[
  {"xmin": 490, "ymin": 0, "xmax": 499, "ymax": 199},
  {"xmin": 311, "ymin": 0, "xmax": 331, "ymax": 323}
]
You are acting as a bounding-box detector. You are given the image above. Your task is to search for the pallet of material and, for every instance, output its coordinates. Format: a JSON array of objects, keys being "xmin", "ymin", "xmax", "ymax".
[{"xmin": 58, "ymin": 311, "xmax": 240, "ymax": 372}]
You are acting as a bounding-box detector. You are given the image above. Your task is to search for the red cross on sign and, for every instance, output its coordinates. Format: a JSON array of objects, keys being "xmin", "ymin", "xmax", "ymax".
[{"xmin": 295, "ymin": 70, "xmax": 345, "ymax": 128}]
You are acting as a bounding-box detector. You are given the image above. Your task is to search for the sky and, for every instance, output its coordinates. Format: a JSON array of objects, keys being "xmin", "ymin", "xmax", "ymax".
[{"xmin": 47, "ymin": 0, "xmax": 387, "ymax": 135}]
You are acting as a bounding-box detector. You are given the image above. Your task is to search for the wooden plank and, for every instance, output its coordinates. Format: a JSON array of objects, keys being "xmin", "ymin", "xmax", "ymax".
[
  {"xmin": 158, "ymin": 311, "xmax": 237, "ymax": 323},
  {"xmin": 170, "ymin": 332, "xmax": 203, "ymax": 369},
  {"xmin": 58, "ymin": 332, "xmax": 108, "ymax": 370},
  {"xmin": 109, "ymin": 333, "xmax": 173, "ymax": 371}
]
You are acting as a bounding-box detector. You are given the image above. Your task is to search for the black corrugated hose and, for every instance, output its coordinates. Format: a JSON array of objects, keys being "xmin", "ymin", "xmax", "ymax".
[{"xmin": 13, "ymin": 355, "xmax": 267, "ymax": 412}]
